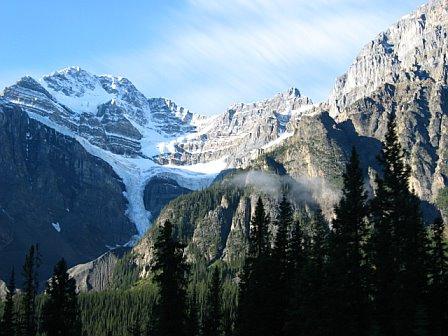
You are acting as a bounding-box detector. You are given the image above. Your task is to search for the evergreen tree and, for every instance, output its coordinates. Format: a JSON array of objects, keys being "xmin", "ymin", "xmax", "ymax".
[
  {"xmin": 237, "ymin": 197, "xmax": 274, "ymax": 336},
  {"xmin": 289, "ymin": 217, "xmax": 306, "ymax": 279},
  {"xmin": 328, "ymin": 147, "xmax": 370, "ymax": 335},
  {"xmin": 427, "ymin": 216, "xmax": 448, "ymax": 335},
  {"xmin": 249, "ymin": 197, "xmax": 271, "ymax": 258},
  {"xmin": 1, "ymin": 269, "xmax": 17, "ymax": 336},
  {"xmin": 40, "ymin": 258, "xmax": 82, "ymax": 336},
  {"xmin": 128, "ymin": 317, "xmax": 142, "ymax": 336},
  {"xmin": 19, "ymin": 244, "xmax": 40, "ymax": 336},
  {"xmin": 271, "ymin": 194, "xmax": 293, "ymax": 336},
  {"xmin": 203, "ymin": 267, "xmax": 222, "ymax": 336},
  {"xmin": 370, "ymin": 113, "xmax": 429, "ymax": 335},
  {"xmin": 185, "ymin": 288, "xmax": 199, "ymax": 336},
  {"xmin": 297, "ymin": 210, "xmax": 330, "ymax": 336},
  {"xmin": 284, "ymin": 219, "xmax": 305, "ymax": 336},
  {"xmin": 273, "ymin": 194, "xmax": 293, "ymax": 277},
  {"xmin": 151, "ymin": 220, "xmax": 189, "ymax": 336}
]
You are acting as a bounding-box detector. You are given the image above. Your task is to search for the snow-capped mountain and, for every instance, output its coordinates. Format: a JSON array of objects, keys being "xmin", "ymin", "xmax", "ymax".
[
  {"xmin": 326, "ymin": 0, "xmax": 448, "ymax": 200},
  {"xmin": 3, "ymin": 66, "xmax": 313, "ymax": 166},
  {"xmin": 0, "ymin": 67, "xmax": 314, "ymax": 243},
  {"xmin": 329, "ymin": 0, "xmax": 448, "ymax": 118},
  {"xmin": 156, "ymin": 88, "xmax": 313, "ymax": 167},
  {"xmin": 2, "ymin": 67, "xmax": 198, "ymax": 158},
  {"xmin": 126, "ymin": 0, "xmax": 448, "ymax": 284}
]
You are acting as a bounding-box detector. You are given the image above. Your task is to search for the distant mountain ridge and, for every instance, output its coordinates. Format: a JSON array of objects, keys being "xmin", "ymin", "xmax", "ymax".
[
  {"xmin": 128, "ymin": 0, "xmax": 448, "ymax": 284},
  {"xmin": 1, "ymin": 0, "xmax": 448, "ymax": 283},
  {"xmin": 0, "ymin": 66, "xmax": 313, "ymax": 281}
]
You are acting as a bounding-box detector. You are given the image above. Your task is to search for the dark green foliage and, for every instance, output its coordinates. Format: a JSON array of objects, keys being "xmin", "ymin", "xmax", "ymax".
[
  {"xmin": 152, "ymin": 220, "xmax": 189, "ymax": 336},
  {"xmin": 283, "ymin": 218, "xmax": 304, "ymax": 336},
  {"xmin": 370, "ymin": 114, "xmax": 429, "ymax": 335},
  {"xmin": 127, "ymin": 316, "xmax": 142, "ymax": 336},
  {"xmin": 185, "ymin": 288, "xmax": 199, "ymax": 336},
  {"xmin": 202, "ymin": 267, "xmax": 222, "ymax": 336},
  {"xmin": 237, "ymin": 197, "xmax": 276, "ymax": 336},
  {"xmin": 78, "ymin": 285, "xmax": 157, "ymax": 336},
  {"xmin": 436, "ymin": 187, "xmax": 448, "ymax": 215},
  {"xmin": 4, "ymin": 130, "xmax": 448, "ymax": 336},
  {"xmin": 248, "ymin": 197, "xmax": 271, "ymax": 259},
  {"xmin": 19, "ymin": 244, "xmax": 41, "ymax": 336},
  {"xmin": 294, "ymin": 210, "xmax": 330, "ymax": 336},
  {"xmin": 161, "ymin": 184, "xmax": 243, "ymax": 242},
  {"xmin": 1, "ymin": 269, "xmax": 17, "ymax": 336},
  {"xmin": 111, "ymin": 252, "xmax": 140, "ymax": 290},
  {"xmin": 271, "ymin": 194, "xmax": 293, "ymax": 336},
  {"xmin": 40, "ymin": 258, "xmax": 81, "ymax": 336},
  {"xmin": 327, "ymin": 147, "xmax": 370, "ymax": 335},
  {"xmin": 427, "ymin": 217, "xmax": 448, "ymax": 335},
  {"xmin": 273, "ymin": 194, "xmax": 293, "ymax": 278},
  {"xmin": 220, "ymin": 276, "xmax": 239, "ymax": 336}
]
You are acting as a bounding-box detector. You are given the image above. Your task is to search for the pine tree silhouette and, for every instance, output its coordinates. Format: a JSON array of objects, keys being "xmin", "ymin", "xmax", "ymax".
[
  {"xmin": 40, "ymin": 258, "xmax": 82, "ymax": 336},
  {"xmin": 298, "ymin": 210, "xmax": 330, "ymax": 336},
  {"xmin": 203, "ymin": 267, "xmax": 222, "ymax": 336},
  {"xmin": 271, "ymin": 194, "xmax": 293, "ymax": 336},
  {"xmin": 371, "ymin": 113, "xmax": 428, "ymax": 335},
  {"xmin": 19, "ymin": 245, "xmax": 40, "ymax": 336},
  {"xmin": 427, "ymin": 216, "xmax": 448, "ymax": 335},
  {"xmin": 185, "ymin": 287, "xmax": 199, "ymax": 336},
  {"xmin": 151, "ymin": 220, "xmax": 189, "ymax": 336},
  {"xmin": 237, "ymin": 197, "xmax": 274, "ymax": 336},
  {"xmin": 284, "ymin": 218, "xmax": 305, "ymax": 336},
  {"xmin": 328, "ymin": 147, "xmax": 370, "ymax": 335}
]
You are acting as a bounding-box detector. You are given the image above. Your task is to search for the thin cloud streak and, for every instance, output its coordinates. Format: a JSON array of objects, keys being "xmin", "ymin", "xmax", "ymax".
[
  {"xmin": 1, "ymin": 1, "xmax": 425, "ymax": 116},
  {"xmin": 95, "ymin": 0, "xmax": 423, "ymax": 115}
]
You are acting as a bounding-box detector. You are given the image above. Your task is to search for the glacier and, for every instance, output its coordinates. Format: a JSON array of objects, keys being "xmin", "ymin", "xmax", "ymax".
[{"xmin": 0, "ymin": 66, "xmax": 315, "ymax": 241}]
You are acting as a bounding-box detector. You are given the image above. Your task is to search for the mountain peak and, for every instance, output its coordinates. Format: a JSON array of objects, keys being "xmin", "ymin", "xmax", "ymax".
[
  {"xmin": 47, "ymin": 66, "xmax": 93, "ymax": 80},
  {"xmin": 1, "ymin": 76, "xmax": 53, "ymax": 101},
  {"xmin": 286, "ymin": 87, "xmax": 301, "ymax": 98},
  {"xmin": 328, "ymin": 0, "xmax": 448, "ymax": 117}
]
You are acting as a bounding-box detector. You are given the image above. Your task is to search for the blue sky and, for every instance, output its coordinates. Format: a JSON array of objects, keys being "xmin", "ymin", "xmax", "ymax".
[{"xmin": 0, "ymin": 0, "xmax": 425, "ymax": 115}]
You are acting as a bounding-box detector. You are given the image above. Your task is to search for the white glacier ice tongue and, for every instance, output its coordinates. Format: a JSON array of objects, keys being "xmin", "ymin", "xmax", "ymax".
[
  {"xmin": 1, "ymin": 67, "xmax": 316, "ymax": 242},
  {"xmin": 77, "ymin": 139, "xmax": 218, "ymax": 245}
]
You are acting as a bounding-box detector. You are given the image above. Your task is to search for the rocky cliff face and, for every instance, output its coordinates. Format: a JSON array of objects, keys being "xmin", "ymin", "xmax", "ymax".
[
  {"xmin": 143, "ymin": 177, "xmax": 192, "ymax": 220},
  {"xmin": 2, "ymin": 0, "xmax": 448, "ymax": 287},
  {"xmin": 240, "ymin": 0, "xmax": 448, "ymax": 208},
  {"xmin": 2, "ymin": 67, "xmax": 196, "ymax": 158},
  {"xmin": 329, "ymin": 0, "xmax": 448, "ymax": 117},
  {"xmin": 125, "ymin": 0, "xmax": 448, "ymax": 283},
  {"xmin": 0, "ymin": 68, "xmax": 313, "ymax": 247},
  {"xmin": 324, "ymin": 0, "xmax": 448, "ymax": 203},
  {"xmin": 132, "ymin": 172, "xmax": 335, "ymax": 278},
  {"xmin": 1, "ymin": 67, "xmax": 312, "ymax": 169},
  {"xmin": 133, "ymin": 183, "xmax": 262, "ymax": 277},
  {"xmin": 0, "ymin": 279, "xmax": 7, "ymax": 300},
  {"xmin": 68, "ymin": 247, "xmax": 130, "ymax": 292},
  {"xmin": 155, "ymin": 88, "xmax": 313, "ymax": 167},
  {"xmin": 0, "ymin": 101, "xmax": 135, "ymax": 281}
]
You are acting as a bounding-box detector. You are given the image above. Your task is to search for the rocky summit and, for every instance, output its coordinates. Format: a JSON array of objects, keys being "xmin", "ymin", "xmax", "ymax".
[
  {"xmin": 128, "ymin": 0, "xmax": 448, "ymax": 279},
  {"xmin": 1, "ymin": 0, "xmax": 448, "ymax": 282},
  {"xmin": 0, "ymin": 66, "xmax": 313, "ymax": 280}
]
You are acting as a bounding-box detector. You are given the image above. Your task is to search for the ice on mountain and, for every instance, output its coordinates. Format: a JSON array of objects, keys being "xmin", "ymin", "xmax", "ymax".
[
  {"xmin": 1, "ymin": 66, "xmax": 313, "ymax": 240},
  {"xmin": 42, "ymin": 68, "xmax": 115, "ymax": 115},
  {"xmin": 52, "ymin": 222, "xmax": 61, "ymax": 232}
]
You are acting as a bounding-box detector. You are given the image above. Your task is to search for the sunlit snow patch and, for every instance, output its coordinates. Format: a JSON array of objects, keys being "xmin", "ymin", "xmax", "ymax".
[
  {"xmin": 52, "ymin": 222, "xmax": 61, "ymax": 232},
  {"xmin": 165, "ymin": 156, "xmax": 228, "ymax": 175}
]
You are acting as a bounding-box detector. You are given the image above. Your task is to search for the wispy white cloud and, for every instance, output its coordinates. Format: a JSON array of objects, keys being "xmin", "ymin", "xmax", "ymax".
[
  {"xmin": 94, "ymin": 0, "xmax": 424, "ymax": 115},
  {"xmin": 1, "ymin": 0, "xmax": 425, "ymax": 116}
]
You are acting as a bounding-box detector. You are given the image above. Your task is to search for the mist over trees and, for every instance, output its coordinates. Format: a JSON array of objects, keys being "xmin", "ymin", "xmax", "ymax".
[{"xmin": 1, "ymin": 114, "xmax": 447, "ymax": 336}]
